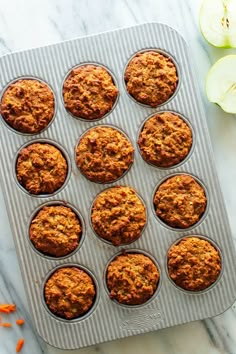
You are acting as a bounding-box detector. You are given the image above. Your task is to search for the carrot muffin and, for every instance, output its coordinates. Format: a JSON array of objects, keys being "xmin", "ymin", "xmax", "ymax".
[
  {"xmin": 106, "ymin": 253, "xmax": 159, "ymax": 305},
  {"xmin": 76, "ymin": 126, "xmax": 134, "ymax": 183},
  {"xmin": 91, "ymin": 186, "xmax": 146, "ymax": 246},
  {"xmin": 153, "ymin": 174, "xmax": 207, "ymax": 228},
  {"xmin": 30, "ymin": 205, "xmax": 82, "ymax": 257},
  {"xmin": 63, "ymin": 64, "xmax": 118, "ymax": 120},
  {"xmin": 168, "ymin": 237, "xmax": 221, "ymax": 291},
  {"xmin": 1, "ymin": 79, "xmax": 54, "ymax": 134},
  {"xmin": 124, "ymin": 51, "xmax": 178, "ymax": 107},
  {"xmin": 16, "ymin": 143, "xmax": 68, "ymax": 195},
  {"xmin": 44, "ymin": 267, "xmax": 96, "ymax": 319},
  {"xmin": 138, "ymin": 112, "xmax": 192, "ymax": 167}
]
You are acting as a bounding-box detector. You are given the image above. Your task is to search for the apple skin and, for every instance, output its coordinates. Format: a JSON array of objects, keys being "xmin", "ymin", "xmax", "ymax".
[{"xmin": 199, "ymin": 0, "xmax": 236, "ymax": 49}]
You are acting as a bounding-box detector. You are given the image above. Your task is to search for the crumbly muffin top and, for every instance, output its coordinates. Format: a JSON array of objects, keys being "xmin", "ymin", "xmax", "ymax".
[
  {"xmin": 30, "ymin": 205, "xmax": 82, "ymax": 257},
  {"xmin": 107, "ymin": 253, "xmax": 159, "ymax": 305},
  {"xmin": 124, "ymin": 51, "xmax": 178, "ymax": 107},
  {"xmin": 63, "ymin": 64, "xmax": 118, "ymax": 120},
  {"xmin": 153, "ymin": 174, "xmax": 207, "ymax": 228},
  {"xmin": 44, "ymin": 267, "xmax": 96, "ymax": 319},
  {"xmin": 138, "ymin": 112, "xmax": 192, "ymax": 167},
  {"xmin": 16, "ymin": 143, "xmax": 68, "ymax": 195},
  {"xmin": 91, "ymin": 186, "xmax": 146, "ymax": 246},
  {"xmin": 168, "ymin": 237, "xmax": 221, "ymax": 291},
  {"xmin": 1, "ymin": 79, "xmax": 54, "ymax": 134},
  {"xmin": 76, "ymin": 126, "xmax": 134, "ymax": 183}
]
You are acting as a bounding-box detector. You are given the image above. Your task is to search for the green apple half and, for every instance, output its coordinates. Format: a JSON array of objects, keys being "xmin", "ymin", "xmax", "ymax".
[
  {"xmin": 206, "ymin": 55, "xmax": 236, "ymax": 113},
  {"xmin": 199, "ymin": 0, "xmax": 236, "ymax": 48}
]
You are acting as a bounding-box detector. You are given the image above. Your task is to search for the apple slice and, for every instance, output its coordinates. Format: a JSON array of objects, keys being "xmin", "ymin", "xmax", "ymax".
[
  {"xmin": 206, "ymin": 55, "xmax": 236, "ymax": 113},
  {"xmin": 199, "ymin": 0, "xmax": 236, "ymax": 48}
]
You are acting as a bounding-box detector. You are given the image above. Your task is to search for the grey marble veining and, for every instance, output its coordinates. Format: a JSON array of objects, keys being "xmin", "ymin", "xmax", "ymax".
[{"xmin": 0, "ymin": 0, "xmax": 236, "ymax": 353}]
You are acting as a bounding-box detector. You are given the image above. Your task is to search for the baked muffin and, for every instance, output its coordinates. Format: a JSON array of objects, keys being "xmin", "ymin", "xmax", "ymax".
[
  {"xmin": 1, "ymin": 79, "xmax": 54, "ymax": 134},
  {"xmin": 44, "ymin": 267, "xmax": 96, "ymax": 319},
  {"xmin": 91, "ymin": 186, "xmax": 146, "ymax": 246},
  {"xmin": 106, "ymin": 253, "xmax": 159, "ymax": 305},
  {"xmin": 138, "ymin": 112, "xmax": 192, "ymax": 167},
  {"xmin": 153, "ymin": 174, "xmax": 207, "ymax": 228},
  {"xmin": 168, "ymin": 237, "xmax": 221, "ymax": 291},
  {"xmin": 63, "ymin": 64, "xmax": 118, "ymax": 120},
  {"xmin": 30, "ymin": 205, "xmax": 82, "ymax": 257},
  {"xmin": 124, "ymin": 51, "xmax": 178, "ymax": 107},
  {"xmin": 76, "ymin": 126, "xmax": 134, "ymax": 183},
  {"xmin": 16, "ymin": 143, "xmax": 68, "ymax": 195}
]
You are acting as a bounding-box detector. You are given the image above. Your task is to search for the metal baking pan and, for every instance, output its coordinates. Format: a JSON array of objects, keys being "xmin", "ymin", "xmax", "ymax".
[{"xmin": 0, "ymin": 23, "xmax": 235, "ymax": 350}]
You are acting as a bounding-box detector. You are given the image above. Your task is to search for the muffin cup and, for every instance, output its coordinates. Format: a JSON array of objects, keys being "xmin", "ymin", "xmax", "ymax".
[
  {"xmin": 28, "ymin": 200, "xmax": 86, "ymax": 260},
  {"xmin": 0, "ymin": 76, "xmax": 57, "ymax": 136},
  {"xmin": 166, "ymin": 234, "xmax": 223, "ymax": 294},
  {"xmin": 137, "ymin": 110, "xmax": 195, "ymax": 170},
  {"xmin": 74, "ymin": 124, "xmax": 135, "ymax": 184},
  {"xmin": 90, "ymin": 185, "xmax": 147, "ymax": 246},
  {"xmin": 62, "ymin": 62, "xmax": 119, "ymax": 122},
  {"xmin": 123, "ymin": 49, "xmax": 181, "ymax": 108},
  {"xmin": 152, "ymin": 172, "xmax": 210, "ymax": 231},
  {"xmin": 13, "ymin": 138, "xmax": 71, "ymax": 198},
  {"xmin": 42, "ymin": 263, "xmax": 100, "ymax": 322},
  {"xmin": 103, "ymin": 248, "xmax": 161, "ymax": 308}
]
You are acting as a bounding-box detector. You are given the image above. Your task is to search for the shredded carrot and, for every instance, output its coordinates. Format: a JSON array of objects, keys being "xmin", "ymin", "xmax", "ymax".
[
  {"xmin": 16, "ymin": 338, "xmax": 24, "ymax": 353},
  {"xmin": 1, "ymin": 322, "xmax": 12, "ymax": 327},
  {"xmin": 16, "ymin": 319, "xmax": 25, "ymax": 326},
  {"xmin": 0, "ymin": 304, "xmax": 16, "ymax": 313}
]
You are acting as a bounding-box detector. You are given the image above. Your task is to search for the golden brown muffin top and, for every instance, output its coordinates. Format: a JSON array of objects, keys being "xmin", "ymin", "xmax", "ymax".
[
  {"xmin": 91, "ymin": 186, "xmax": 146, "ymax": 246},
  {"xmin": 63, "ymin": 64, "xmax": 118, "ymax": 120},
  {"xmin": 107, "ymin": 253, "xmax": 159, "ymax": 305},
  {"xmin": 125, "ymin": 51, "xmax": 178, "ymax": 107},
  {"xmin": 168, "ymin": 237, "xmax": 221, "ymax": 291},
  {"xmin": 138, "ymin": 112, "xmax": 192, "ymax": 167},
  {"xmin": 30, "ymin": 205, "xmax": 82, "ymax": 257},
  {"xmin": 44, "ymin": 267, "xmax": 96, "ymax": 319},
  {"xmin": 154, "ymin": 174, "xmax": 207, "ymax": 229},
  {"xmin": 1, "ymin": 79, "xmax": 54, "ymax": 134},
  {"xmin": 76, "ymin": 126, "xmax": 134, "ymax": 183},
  {"xmin": 16, "ymin": 143, "xmax": 68, "ymax": 195}
]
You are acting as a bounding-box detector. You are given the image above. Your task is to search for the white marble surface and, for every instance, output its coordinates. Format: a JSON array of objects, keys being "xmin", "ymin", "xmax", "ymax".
[{"xmin": 0, "ymin": 0, "xmax": 236, "ymax": 353}]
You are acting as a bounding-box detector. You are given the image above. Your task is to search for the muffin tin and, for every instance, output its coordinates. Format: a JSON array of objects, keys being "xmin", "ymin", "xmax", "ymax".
[{"xmin": 0, "ymin": 23, "xmax": 235, "ymax": 349}]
